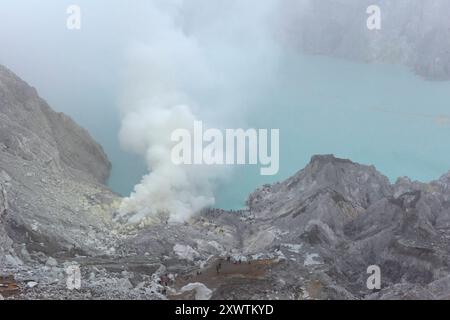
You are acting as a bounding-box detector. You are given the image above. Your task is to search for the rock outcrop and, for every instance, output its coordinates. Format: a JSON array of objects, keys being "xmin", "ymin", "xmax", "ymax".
[
  {"xmin": 0, "ymin": 65, "xmax": 111, "ymax": 184},
  {"xmin": 240, "ymin": 155, "xmax": 450, "ymax": 299},
  {"xmin": 0, "ymin": 65, "xmax": 119, "ymax": 261}
]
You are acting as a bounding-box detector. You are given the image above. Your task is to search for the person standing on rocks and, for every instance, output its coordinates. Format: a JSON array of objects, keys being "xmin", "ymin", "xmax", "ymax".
[{"xmin": 216, "ymin": 262, "xmax": 222, "ymax": 274}]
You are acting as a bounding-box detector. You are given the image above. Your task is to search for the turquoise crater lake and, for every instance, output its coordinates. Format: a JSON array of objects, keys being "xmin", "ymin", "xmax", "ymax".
[{"xmin": 104, "ymin": 54, "xmax": 450, "ymax": 210}]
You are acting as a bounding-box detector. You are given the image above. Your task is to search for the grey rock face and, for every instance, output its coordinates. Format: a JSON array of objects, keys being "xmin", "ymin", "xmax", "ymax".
[
  {"xmin": 279, "ymin": 0, "xmax": 450, "ymax": 80},
  {"xmin": 247, "ymin": 155, "xmax": 392, "ymax": 244},
  {"xmin": 241, "ymin": 155, "xmax": 450, "ymax": 299},
  {"xmin": 0, "ymin": 65, "xmax": 120, "ymax": 260},
  {"xmin": 0, "ymin": 65, "xmax": 111, "ymax": 184}
]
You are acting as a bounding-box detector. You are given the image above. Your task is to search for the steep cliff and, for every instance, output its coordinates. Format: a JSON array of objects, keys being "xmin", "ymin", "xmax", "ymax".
[{"xmin": 0, "ymin": 65, "xmax": 120, "ymax": 260}]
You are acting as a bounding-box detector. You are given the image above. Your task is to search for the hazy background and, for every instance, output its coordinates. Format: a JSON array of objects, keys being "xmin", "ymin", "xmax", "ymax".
[{"xmin": 1, "ymin": 0, "xmax": 450, "ymax": 214}]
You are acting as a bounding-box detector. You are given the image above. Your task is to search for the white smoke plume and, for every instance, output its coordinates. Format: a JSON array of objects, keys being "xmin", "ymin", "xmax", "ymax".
[{"xmin": 118, "ymin": 0, "xmax": 280, "ymax": 223}]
